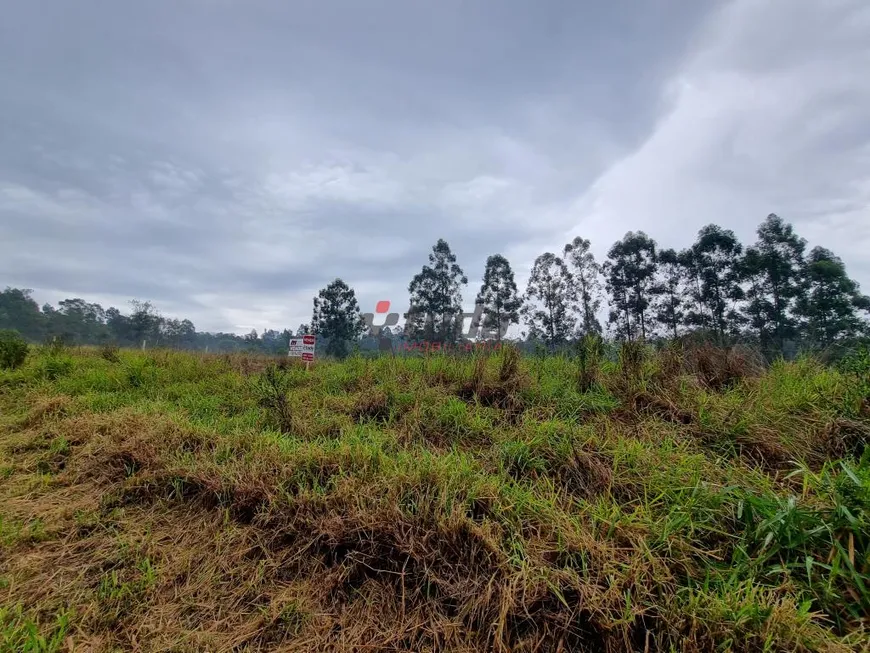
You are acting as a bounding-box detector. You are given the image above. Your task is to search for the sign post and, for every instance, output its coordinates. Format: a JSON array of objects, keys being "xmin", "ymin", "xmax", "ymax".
[{"xmin": 289, "ymin": 334, "xmax": 316, "ymax": 369}]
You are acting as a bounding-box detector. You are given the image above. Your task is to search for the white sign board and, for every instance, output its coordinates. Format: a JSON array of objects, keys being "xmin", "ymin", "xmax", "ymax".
[{"xmin": 289, "ymin": 335, "xmax": 316, "ymax": 361}]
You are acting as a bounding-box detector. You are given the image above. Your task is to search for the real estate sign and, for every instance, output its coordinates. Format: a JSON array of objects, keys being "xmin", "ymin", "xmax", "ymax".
[{"xmin": 289, "ymin": 335, "xmax": 316, "ymax": 361}]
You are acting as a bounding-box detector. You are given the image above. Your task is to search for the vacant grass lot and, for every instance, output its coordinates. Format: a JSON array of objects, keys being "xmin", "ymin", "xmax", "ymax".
[{"xmin": 1, "ymin": 345, "xmax": 868, "ymax": 652}]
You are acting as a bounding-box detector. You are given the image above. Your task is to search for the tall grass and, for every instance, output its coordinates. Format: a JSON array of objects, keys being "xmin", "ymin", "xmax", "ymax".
[{"xmin": 0, "ymin": 344, "xmax": 868, "ymax": 651}]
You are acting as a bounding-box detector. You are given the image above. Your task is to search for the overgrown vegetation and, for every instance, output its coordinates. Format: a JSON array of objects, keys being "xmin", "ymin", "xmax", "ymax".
[
  {"xmin": 1, "ymin": 344, "xmax": 869, "ymax": 651},
  {"xmin": 0, "ymin": 330, "xmax": 28, "ymax": 370}
]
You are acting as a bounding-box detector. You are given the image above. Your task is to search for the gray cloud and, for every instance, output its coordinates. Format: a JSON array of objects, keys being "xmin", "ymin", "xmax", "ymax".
[{"xmin": 1, "ymin": 0, "xmax": 867, "ymax": 333}]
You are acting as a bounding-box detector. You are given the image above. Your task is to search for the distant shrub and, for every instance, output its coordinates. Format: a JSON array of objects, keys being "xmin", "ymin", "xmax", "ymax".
[
  {"xmin": 0, "ymin": 330, "xmax": 29, "ymax": 370},
  {"xmin": 100, "ymin": 344, "xmax": 121, "ymax": 363}
]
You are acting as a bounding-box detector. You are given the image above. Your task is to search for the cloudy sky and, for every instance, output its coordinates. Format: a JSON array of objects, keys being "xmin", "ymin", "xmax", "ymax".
[{"xmin": 1, "ymin": 0, "xmax": 868, "ymax": 334}]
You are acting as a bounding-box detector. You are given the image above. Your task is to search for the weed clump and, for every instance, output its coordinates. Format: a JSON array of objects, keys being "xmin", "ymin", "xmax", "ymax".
[
  {"xmin": 123, "ymin": 357, "xmax": 155, "ymax": 387},
  {"xmin": 688, "ymin": 343, "xmax": 764, "ymax": 391},
  {"xmin": 455, "ymin": 346, "xmax": 526, "ymax": 424},
  {"xmin": 100, "ymin": 343, "xmax": 121, "ymax": 363},
  {"xmin": 733, "ymin": 457, "xmax": 870, "ymax": 630},
  {"xmin": 575, "ymin": 333, "xmax": 604, "ymax": 392},
  {"xmin": 253, "ymin": 364, "xmax": 296, "ymax": 433},
  {"xmin": 618, "ymin": 339, "xmax": 647, "ymax": 381},
  {"xmin": 498, "ymin": 343, "xmax": 521, "ymax": 384},
  {"xmin": 36, "ymin": 355, "xmax": 74, "ymax": 381},
  {"xmin": 0, "ymin": 605, "xmax": 71, "ymax": 652},
  {"xmin": 352, "ymin": 390, "xmax": 391, "ymax": 423}
]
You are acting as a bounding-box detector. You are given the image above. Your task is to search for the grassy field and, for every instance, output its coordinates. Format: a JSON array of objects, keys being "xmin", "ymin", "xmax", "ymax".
[{"xmin": 1, "ymin": 343, "xmax": 869, "ymax": 652}]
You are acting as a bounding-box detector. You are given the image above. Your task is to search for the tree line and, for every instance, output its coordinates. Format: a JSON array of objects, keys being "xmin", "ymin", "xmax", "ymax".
[
  {"xmin": 2, "ymin": 213, "xmax": 868, "ymax": 358},
  {"xmin": 0, "ymin": 293, "xmax": 297, "ymax": 354},
  {"xmin": 310, "ymin": 214, "xmax": 869, "ymax": 357}
]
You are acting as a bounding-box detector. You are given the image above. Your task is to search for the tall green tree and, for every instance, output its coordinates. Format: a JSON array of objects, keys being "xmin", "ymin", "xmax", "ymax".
[
  {"xmin": 128, "ymin": 301, "xmax": 162, "ymax": 347},
  {"xmin": 311, "ymin": 278, "xmax": 366, "ymax": 358},
  {"xmin": 742, "ymin": 214, "xmax": 806, "ymax": 353},
  {"xmin": 105, "ymin": 307, "xmax": 129, "ymax": 344},
  {"xmin": 0, "ymin": 288, "xmax": 44, "ymax": 340},
  {"xmin": 563, "ymin": 236, "xmax": 602, "ymax": 336},
  {"xmin": 407, "ymin": 239, "xmax": 468, "ymax": 344},
  {"xmin": 796, "ymin": 247, "xmax": 870, "ymax": 346},
  {"xmin": 652, "ymin": 248, "xmax": 690, "ymax": 339},
  {"xmin": 260, "ymin": 329, "xmax": 288, "ymax": 355},
  {"xmin": 604, "ymin": 231, "xmax": 657, "ymax": 341},
  {"xmin": 686, "ymin": 224, "xmax": 744, "ymax": 343},
  {"xmin": 49, "ymin": 298, "xmax": 109, "ymax": 343},
  {"xmin": 161, "ymin": 318, "xmax": 196, "ymax": 349},
  {"xmin": 476, "ymin": 254, "xmax": 522, "ymax": 342},
  {"xmin": 522, "ymin": 253, "xmax": 576, "ymax": 347}
]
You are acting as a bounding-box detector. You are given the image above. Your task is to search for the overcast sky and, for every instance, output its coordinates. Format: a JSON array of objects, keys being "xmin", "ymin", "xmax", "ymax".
[{"xmin": 1, "ymin": 0, "xmax": 868, "ymax": 334}]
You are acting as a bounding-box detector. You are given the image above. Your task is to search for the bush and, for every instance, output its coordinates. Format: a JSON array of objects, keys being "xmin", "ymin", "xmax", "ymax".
[
  {"xmin": 37, "ymin": 356, "xmax": 74, "ymax": 381},
  {"xmin": 252, "ymin": 364, "xmax": 296, "ymax": 433},
  {"xmin": 837, "ymin": 344, "xmax": 870, "ymax": 380},
  {"xmin": 0, "ymin": 330, "xmax": 29, "ymax": 370},
  {"xmin": 124, "ymin": 357, "xmax": 157, "ymax": 388}
]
